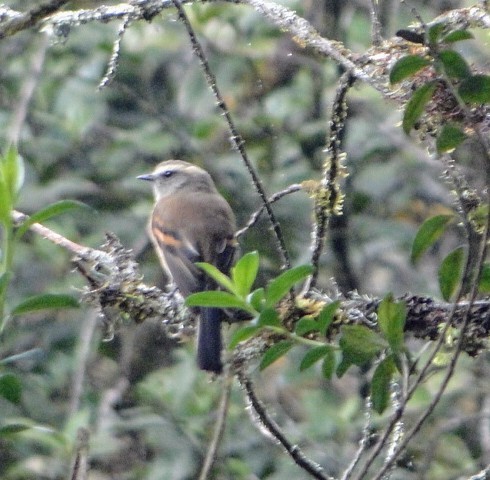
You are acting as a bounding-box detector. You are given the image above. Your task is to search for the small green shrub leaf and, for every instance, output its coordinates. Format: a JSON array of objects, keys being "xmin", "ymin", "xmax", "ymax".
[
  {"xmin": 0, "ymin": 424, "xmax": 31, "ymax": 436},
  {"xmin": 438, "ymin": 247, "xmax": 465, "ymax": 301},
  {"xmin": 259, "ymin": 340, "xmax": 293, "ymax": 370},
  {"xmin": 231, "ymin": 251, "xmax": 259, "ymax": 297},
  {"xmin": 317, "ymin": 301, "xmax": 340, "ymax": 335},
  {"xmin": 248, "ymin": 288, "xmax": 265, "ymax": 311},
  {"xmin": 478, "ymin": 264, "xmax": 490, "ymax": 294},
  {"xmin": 436, "ymin": 123, "xmax": 467, "ymax": 153},
  {"xmin": 371, "ymin": 356, "xmax": 395, "ymax": 414},
  {"xmin": 195, "ymin": 263, "xmax": 236, "ymax": 294},
  {"xmin": 12, "ymin": 294, "xmax": 79, "ymax": 315},
  {"xmin": 411, "ymin": 214, "xmax": 454, "ymax": 264},
  {"xmin": 438, "ymin": 50, "xmax": 471, "ymax": 79},
  {"xmin": 428, "ymin": 23, "xmax": 445, "ymax": 44},
  {"xmin": 0, "ymin": 373, "xmax": 22, "ymax": 404},
  {"xmin": 300, "ymin": 346, "xmax": 330, "ymax": 371},
  {"xmin": 322, "ymin": 349, "xmax": 336, "ymax": 379},
  {"xmin": 339, "ymin": 325, "xmax": 386, "ymax": 368},
  {"xmin": 228, "ymin": 325, "xmax": 260, "ymax": 349},
  {"xmin": 16, "ymin": 200, "xmax": 88, "ymax": 239},
  {"xmin": 265, "ymin": 264, "xmax": 313, "ymax": 307},
  {"xmin": 257, "ymin": 308, "xmax": 281, "ymax": 327},
  {"xmin": 402, "ymin": 82, "xmax": 437, "ymax": 134},
  {"xmin": 295, "ymin": 317, "xmax": 319, "ymax": 336},
  {"xmin": 459, "ymin": 75, "xmax": 490, "ymax": 104},
  {"xmin": 390, "ymin": 55, "xmax": 430, "ymax": 84},
  {"xmin": 186, "ymin": 291, "xmax": 255, "ymax": 314},
  {"xmin": 442, "ymin": 30, "xmax": 474, "ymax": 43},
  {"xmin": 378, "ymin": 295, "xmax": 406, "ymax": 353}
]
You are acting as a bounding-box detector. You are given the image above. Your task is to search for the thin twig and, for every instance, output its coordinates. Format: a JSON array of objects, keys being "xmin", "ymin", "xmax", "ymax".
[
  {"xmin": 69, "ymin": 427, "xmax": 90, "ymax": 480},
  {"xmin": 12, "ymin": 210, "xmax": 88, "ymax": 255},
  {"xmin": 69, "ymin": 310, "xmax": 99, "ymax": 417},
  {"xmin": 237, "ymin": 370, "xmax": 333, "ymax": 480},
  {"xmin": 7, "ymin": 35, "xmax": 49, "ymax": 145},
  {"xmin": 170, "ymin": 0, "xmax": 291, "ymax": 268},
  {"xmin": 304, "ymin": 72, "xmax": 354, "ymax": 292},
  {"xmin": 340, "ymin": 396, "xmax": 374, "ymax": 480},
  {"xmin": 0, "ymin": 0, "xmax": 70, "ymax": 39},
  {"xmin": 369, "ymin": 0, "xmax": 383, "ymax": 45},
  {"xmin": 98, "ymin": 15, "xmax": 132, "ymax": 89},
  {"xmin": 367, "ymin": 165, "xmax": 490, "ymax": 480},
  {"xmin": 235, "ymin": 184, "xmax": 303, "ymax": 239},
  {"xmin": 198, "ymin": 367, "xmax": 234, "ymax": 480}
]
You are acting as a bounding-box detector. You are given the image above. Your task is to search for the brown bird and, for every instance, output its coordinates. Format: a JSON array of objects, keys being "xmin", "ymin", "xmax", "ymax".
[{"xmin": 138, "ymin": 160, "xmax": 236, "ymax": 373}]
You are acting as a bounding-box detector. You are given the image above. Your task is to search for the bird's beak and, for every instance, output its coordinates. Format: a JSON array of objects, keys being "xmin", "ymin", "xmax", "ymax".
[{"xmin": 137, "ymin": 173, "xmax": 155, "ymax": 182}]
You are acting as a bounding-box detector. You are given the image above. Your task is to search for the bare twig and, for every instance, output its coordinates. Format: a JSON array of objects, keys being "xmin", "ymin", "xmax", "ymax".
[
  {"xmin": 237, "ymin": 370, "xmax": 333, "ymax": 480},
  {"xmin": 198, "ymin": 367, "xmax": 234, "ymax": 480},
  {"xmin": 369, "ymin": 0, "xmax": 383, "ymax": 45},
  {"xmin": 98, "ymin": 15, "xmax": 132, "ymax": 89},
  {"xmin": 340, "ymin": 396, "xmax": 374, "ymax": 480},
  {"xmin": 170, "ymin": 0, "xmax": 291, "ymax": 268},
  {"xmin": 7, "ymin": 35, "xmax": 49, "ymax": 145},
  {"xmin": 69, "ymin": 310, "xmax": 99, "ymax": 417},
  {"xmin": 12, "ymin": 210, "xmax": 88, "ymax": 255},
  {"xmin": 304, "ymin": 72, "xmax": 354, "ymax": 292},
  {"xmin": 0, "ymin": 0, "xmax": 70, "ymax": 39},
  {"xmin": 69, "ymin": 427, "xmax": 90, "ymax": 480},
  {"xmin": 235, "ymin": 184, "xmax": 303, "ymax": 239}
]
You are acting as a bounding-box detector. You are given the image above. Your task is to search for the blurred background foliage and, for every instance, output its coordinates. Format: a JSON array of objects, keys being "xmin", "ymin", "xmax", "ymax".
[{"xmin": 0, "ymin": 0, "xmax": 489, "ymax": 478}]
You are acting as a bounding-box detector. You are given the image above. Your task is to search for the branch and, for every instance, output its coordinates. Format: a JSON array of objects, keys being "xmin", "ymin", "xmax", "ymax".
[
  {"xmin": 198, "ymin": 367, "xmax": 233, "ymax": 480},
  {"xmin": 171, "ymin": 0, "xmax": 291, "ymax": 269},
  {"xmin": 0, "ymin": 0, "xmax": 70, "ymax": 39},
  {"xmin": 236, "ymin": 370, "xmax": 333, "ymax": 480}
]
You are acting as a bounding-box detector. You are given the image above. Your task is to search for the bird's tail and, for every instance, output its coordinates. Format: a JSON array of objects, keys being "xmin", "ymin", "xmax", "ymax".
[{"xmin": 197, "ymin": 307, "xmax": 223, "ymax": 374}]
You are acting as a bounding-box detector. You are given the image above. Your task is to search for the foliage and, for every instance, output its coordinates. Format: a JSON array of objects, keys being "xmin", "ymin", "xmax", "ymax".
[{"xmin": 0, "ymin": 0, "xmax": 489, "ymax": 479}]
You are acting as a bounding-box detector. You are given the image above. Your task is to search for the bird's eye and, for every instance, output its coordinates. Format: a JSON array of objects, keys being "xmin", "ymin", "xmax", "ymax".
[{"xmin": 162, "ymin": 170, "xmax": 174, "ymax": 178}]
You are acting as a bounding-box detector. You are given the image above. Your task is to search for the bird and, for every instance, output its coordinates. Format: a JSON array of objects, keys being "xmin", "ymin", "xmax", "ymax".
[{"xmin": 138, "ymin": 160, "xmax": 237, "ymax": 374}]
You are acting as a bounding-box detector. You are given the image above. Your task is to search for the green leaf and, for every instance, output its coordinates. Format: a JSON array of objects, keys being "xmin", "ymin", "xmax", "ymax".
[
  {"xmin": 228, "ymin": 325, "xmax": 260, "ymax": 349},
  {"xmin": 0, "ymin": 373, "xmax": 22, "ymax": 404},
  {"xmin": 257, "ymin": 308, "xmax": 281, "ymax": 327},
  {"xmin": 438, "ymin": 50, "xmax": 471, "ymax": 79},
  {"xmin": 442, "ymin": 30, "xmax": 474, "ymax": 43},
  {"xmin": 436, "ymin": 123, "xmax": 467, "ymax": 153},
  {"xmin": 15, "ymin": 200, "xmax": 88, "ymax": 239},
  {"xmin": 317, "ymin": 301, "xmax": 340, "ymax": 335},
  {"xmin": 339, "ymin": 325, "xmax": 386, "ymax": 369},
  {"xmin": 459, "ymin": 75, "xmax": 490, "ymax": 104},
  {"xmin": 300, "ymin": 346, "xmax": 331, "ymax": 371},
  {"xmin": 377, "ymin": 294, "xmax": 406, "ymax": 353},
  {"xmin": 295, "ymin": 317, "xmax": 319, "ymax": 336},
  {"xmin": 371, "ymin": 356, "xmax": 395, "ymax": 414},
  {"xmin": 478, "ymin": 264, "xmax": 490, "ymax": 294},
  {"xmin": 402, "ymin": 82, "xmax": 437, "ymax": 134},
  {"xmin": 411, "ymin": 214, "xmax": 454, "ymax": 264},
  {"xmin": 0, "ymin": 271, "xmax": 11, "ymax": 298},
  {"xmin": 231, "ymin": 251, "xmax": 259, "ymax": 297},
  {"xmin": 0, "ymin": 348, "xmax": 44, "ymax": 365},
  {"xmin": 428, "ymin": 23, "xmax": 445, "ymax": 45},
  {"xmin": 322, "ymin": 349, "xmax": 336, "ymax": 379},
  {"xmin": 11, "ymin": 294, "xmax": 79, "ymax": 315},
  {"xmin": 259, "ymin": 340, "xmax": 293, "ymax": 370},
  {"xmin": 389, "ymin": 55, "xmax": 430, "ymax": 84},
  {"xmin": 265, "ymin": 264, "xmax": 314, "ymax": 307},
  {"xmin": 0, "ymin": 424, "xmax": 31, "ymax": 436},
  {"xmin": 438, "ymin": 247, "xmax": 465, "ymax": 301},
  {"xmin": 186, "ymin": 291, "xmax": 256, "ymax": 314},
  {"xmin": 248, "ymin": 288, "xmax": 265, "ymax": 312},
  {"xmin": 195, "ymin": 263, "xmax": 237, "ymax": 295},
  {"xmin": 1, "ymin": 146, "xmax": 24, "ymax": 203}
]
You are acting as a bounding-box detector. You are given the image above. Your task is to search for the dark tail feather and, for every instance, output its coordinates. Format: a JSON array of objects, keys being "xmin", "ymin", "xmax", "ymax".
[{"xmin": 197, "ymin": 307, "xmax": 223, "ymax": 374}]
